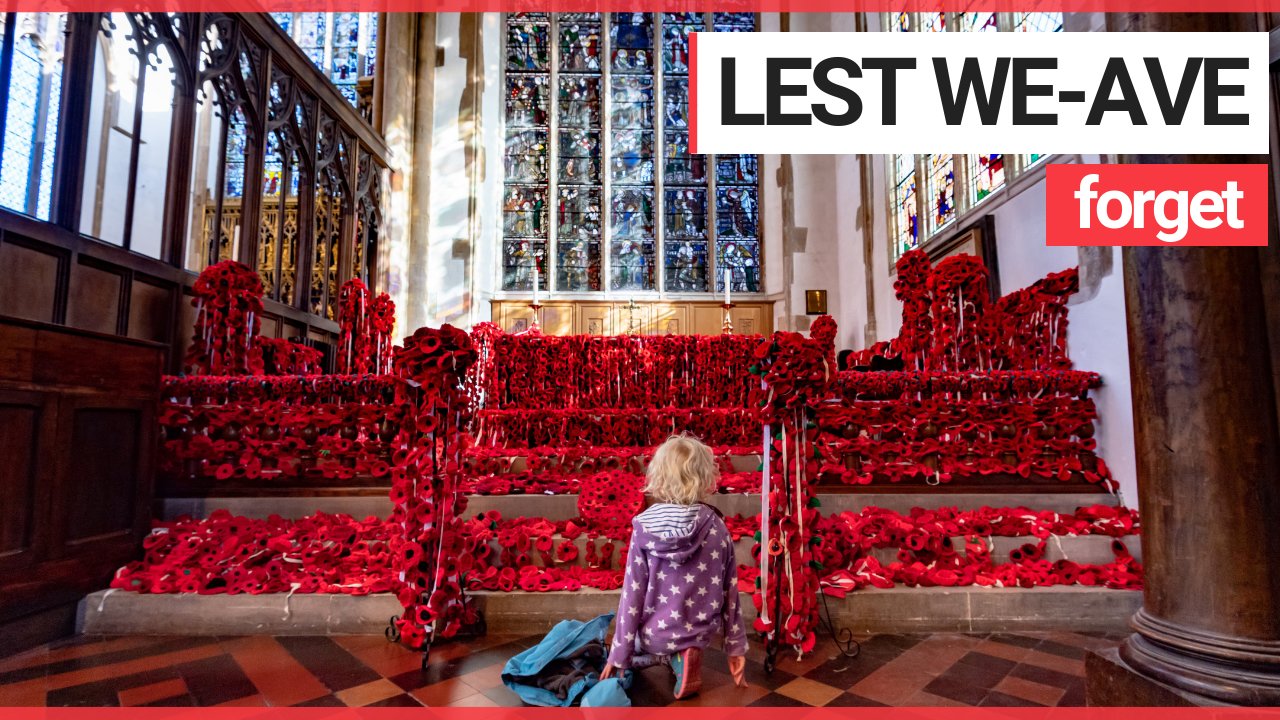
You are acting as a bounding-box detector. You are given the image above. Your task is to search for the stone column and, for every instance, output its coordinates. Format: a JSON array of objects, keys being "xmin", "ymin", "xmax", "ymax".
[{"xmin": 1086, "ymin": 12, "xmax": 1280, "ymax": 706}]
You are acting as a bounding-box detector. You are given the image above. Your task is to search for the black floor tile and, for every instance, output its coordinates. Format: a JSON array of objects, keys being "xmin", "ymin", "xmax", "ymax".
[
  {"xmin": 956, "ymin": 651, "xmax": 1019, "ymax": 677},
  {"xmin": 934, "ymin": 657, "xmax": 1010, "ymax": 690},
  {"xmin": 803, "ymin": 653, "xmax": 882, "ymax": 690},
  {"xmin": 141, "ymin": 694, "xmax": 196, "ymax": 707},
  {"xmin": 44, "ymin": 668, "xmax": 178, "ymax": 707},
  {"xmin": 826, "ymin": 692, "xmax": 889, "ymax": 707},
  {"xmin": 748, "ymin": 692, "xmax": 810, "ymax": 707},
  {"xmin": 366, "ymin": 693, "xmax": 425, "ymax": 707},
  {"xmin": 275, "ymin": 636, "xmax": 382, "ymax": 692},
  {"xmin": 980, "ymin": 690, "xmax": 1043, "ymax": 707},
  {"xmin": 1009, "ymin": 662, "xmax": 1081, "ymax": 689},
  {"xmin": 1034, "ymin": 639, "xmax": 1088, "ymax": 660},
  {"xmin": 986, "ymin": 633, "xmax": 1044, "ymax": 650},
  {"xmin": 925, "ymin": 675, "xmax": 992, "ymax": 706},
  {"xmin": 174, "ymin": 653, "xmax": 258, "ymax": 706},
  {"xmin": 294, "ymin": 694, "xmax": 344, "ymax": 707},
  {"xmin": 0, "ymin": 638, "xmax": 216, "ymax": 686}
]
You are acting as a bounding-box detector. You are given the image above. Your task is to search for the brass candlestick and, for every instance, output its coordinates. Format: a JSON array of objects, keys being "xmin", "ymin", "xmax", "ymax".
[{"xmin": 722, "ymin": 302, "xmax": 735, "ymax": 335}]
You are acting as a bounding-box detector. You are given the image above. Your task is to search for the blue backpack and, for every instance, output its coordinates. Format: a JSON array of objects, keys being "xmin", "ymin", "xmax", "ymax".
[{"xmin": 501, "ymin": 613, "xmax": 632, "ymax": 707}]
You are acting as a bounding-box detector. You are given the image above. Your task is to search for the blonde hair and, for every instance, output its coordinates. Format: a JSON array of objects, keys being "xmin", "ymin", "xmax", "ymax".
[{"xmin": 644, "ymin": 434, "xmax": 719, "ymax": 505}]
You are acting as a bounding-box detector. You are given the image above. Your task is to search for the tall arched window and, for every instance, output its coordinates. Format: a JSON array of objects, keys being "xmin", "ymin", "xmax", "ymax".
[
  {"xmin": 501, "ymin": 12, "xmax": 760, "ymax": 298},
  {"xmin": 887, "ymin": 11, "xmax": 1062, "ymax": 260},
  {"xmin": 80, "ymin": 12, "xmax": 184, "ymax": 258},
  {"xmin": 0, "ymin": 13, "xmax": 66, "ymax": 221},
  {"xmin": 270, "ymin": 13, "xmax": 377, "ymax": 113}
]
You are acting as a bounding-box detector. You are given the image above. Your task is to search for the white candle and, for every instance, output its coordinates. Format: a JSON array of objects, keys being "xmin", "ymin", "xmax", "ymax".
[
  {"xmin": 532, "ymin": 261, "xmax": 540, "ymax": 305},
  {"xmin": 724, "ymin": 268, "xmax": 731, "ymax": 305}
]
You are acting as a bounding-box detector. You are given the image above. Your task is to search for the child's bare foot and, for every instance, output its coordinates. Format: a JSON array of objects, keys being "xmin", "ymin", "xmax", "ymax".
[{"xmin": 671, "ymin": 647, "xmax": 703, "ymax": 699}]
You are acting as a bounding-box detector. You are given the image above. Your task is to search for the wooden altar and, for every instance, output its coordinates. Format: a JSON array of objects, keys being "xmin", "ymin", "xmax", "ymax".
[{"xmin": 489, "ymin": 299, "xmax": 774, "ymax": 336}]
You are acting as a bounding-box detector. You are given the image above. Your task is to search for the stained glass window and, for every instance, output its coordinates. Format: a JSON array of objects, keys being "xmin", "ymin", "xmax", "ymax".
[
  {"xmin": 271, "ymin": 13, "xmax": 378, "ymax": 109},
  {"xmin": 961, "ymin": 12, "xmax": 998, "ymax": 32},
  {"xmin": 502, "ymin": 13, "xmax": 760, "ymax": 297},
  {"xmin": 1015, "ymin": 13, "xmax": 1064, "ymax": 32},
  {"xmin": 557, "ymin": 12, "xmax": 602, "ymax": 291},
  {"xmin": 662, "ymin": 12, "xmax": 705, "ymax": 293},
  {"xmin": 0, "ymin": 13, "xmax": 65, "ymax": 222},
  {"xmin": 887, "ymin": 11, "xmax": 1062, "ymax": 262},
  {"xmin": 891, "ymin": 154, "xmax": 918, "ymax": 258},
  {"xmin": 609, "ymin": 13, "xmax": 655, "ymax": 291},
  {"xmin": 925, "ymin": 153, "xmax": 955, "ymax": 233},
  {"xmin": 967, "ymin": 153, "xmax": 1005, "ymax": 205},
  {"xmin": 919, "ymin": 12, "xmax": 948, "ymax": 32}
]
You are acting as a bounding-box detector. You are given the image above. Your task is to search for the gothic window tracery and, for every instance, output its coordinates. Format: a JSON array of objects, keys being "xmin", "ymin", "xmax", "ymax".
[
  {"xmin": 502, "ymin": 12, "xmax": 760, "ymax": 297},
  {"xmin": 886, "ymin": 12, "xmax": 1062, "ymax": 262}
]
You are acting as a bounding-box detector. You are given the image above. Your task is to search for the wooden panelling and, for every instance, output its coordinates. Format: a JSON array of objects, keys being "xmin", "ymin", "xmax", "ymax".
[
  {"xmin": 127, "ymin": 278, "xmax": 173, "ymax": 343},
  {"xmin": 491, "ymin": 300, "xmax": 774, "ymax": 336},
  {"xmin": 63, "ymin": 407, "xmax": 142, "ymax": 545},
  {"xmin": 0, "ymin": 393, "xmax": 41, "ymax": 565},
  {"xmin": 66, "ymin": 261, "xmax": 123, "ymax": 334},
  {"xmin": 0, "ymin": 316, "xmax": 161, "ymax": 652},
  {"xmin": 539, "ymin": 304, "xmax": 574, "ymax": 335},
  {"xmin": 0, "ymin": 323, "xmax": 37, "ymax": 383},
  {"xmin": 579, "ymin": 303, "xmax": 614, "ymax": 335},
  {"xmin": 0, "ymin": 241, "xmax": 61, "ymax": 324},
  {"xmin": 651, "ymin": 303, "xmax": 689, "ymax": 335},
  {"xmin": 691, "ymin": 304, "xmax": 727, "ymax": 335}
]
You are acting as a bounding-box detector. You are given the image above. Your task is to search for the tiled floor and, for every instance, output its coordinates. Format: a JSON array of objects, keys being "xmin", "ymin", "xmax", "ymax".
[{"xmin": 0, "ymin": 630, "xmax": 1121, "ymax": 707}]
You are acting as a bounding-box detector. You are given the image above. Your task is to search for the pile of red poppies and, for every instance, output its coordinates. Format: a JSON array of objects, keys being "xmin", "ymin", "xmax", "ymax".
[
  {"xmin": 254, "ymin": 337, "xmax": 324, "ymax": 375},
  {"xmin": 815, "ymin": 381, "xmax": 1111, "ymax": 488},
  {"xmin": 111, "ymin": 510, "xmax": 399, "ymax": 595},
  {"xmin": 849, "ymin": 250, "xmax": 1078, "ymax": 373},
  {"xmin": 475, "ymin": 407, "xmax": 759, "ymax": 448},
  {"xmin": 468, "ymin": 331, "xmax": 763, "ymax": 410},
  {"xmin": 184, "ymin": 261, "xmax": 265, "ymax": 376},
  {"xmin": 808, "ymin": 504, "xmax": 1142, "ymax": 594},
  {"xmin": 158, "ymin": 376, "xmax": 405, "ymax": 483},
  {"xmin": 113, "ymin": 502, "xmax": 1141, "ymax": 599}
]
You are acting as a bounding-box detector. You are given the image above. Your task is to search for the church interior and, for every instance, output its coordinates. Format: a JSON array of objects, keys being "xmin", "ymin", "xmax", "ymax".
[{"xmin": 0, "ymin": 9, "xmax": 1277, "ymax": 709}]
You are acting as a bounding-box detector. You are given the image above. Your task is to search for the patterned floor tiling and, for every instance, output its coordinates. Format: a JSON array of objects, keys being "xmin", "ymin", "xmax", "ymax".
[{"xmin": 0, "ymin": 631, "xmax": 1117, "ymax": 707}]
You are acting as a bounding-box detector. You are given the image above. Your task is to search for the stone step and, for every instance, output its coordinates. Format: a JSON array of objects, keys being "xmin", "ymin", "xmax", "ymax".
[
  {"xmin": 497, "ymin": 532, "xmax": 1141, "ymax": 570},
  {"xmin": 163, "ymin": 491, "xmax": 1122, "ymax": 522},
  {"xmin": 79, "ymin": 585, "xmax": 1141, "ymax": 637}
]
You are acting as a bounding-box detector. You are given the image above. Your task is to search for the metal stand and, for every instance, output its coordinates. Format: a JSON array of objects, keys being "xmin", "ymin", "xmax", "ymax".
[{"xmin": 722, "ymin": 302, "xmax": 735, "ymax": 334}]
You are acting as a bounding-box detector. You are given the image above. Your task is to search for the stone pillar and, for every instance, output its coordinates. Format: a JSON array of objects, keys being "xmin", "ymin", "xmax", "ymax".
[
  {"xmin": 378, "ymin": 13, "xmax": 420, "ymax": 338},
  {"xmin": 1086, "ymin": 12, "xmax": 1280, "ymax": 707}
]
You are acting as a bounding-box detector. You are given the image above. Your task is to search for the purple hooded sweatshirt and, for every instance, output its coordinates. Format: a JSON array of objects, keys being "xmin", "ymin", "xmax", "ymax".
[{"xmin": 607, "ymin": 503, "xmax": 749, "ymax": 668}]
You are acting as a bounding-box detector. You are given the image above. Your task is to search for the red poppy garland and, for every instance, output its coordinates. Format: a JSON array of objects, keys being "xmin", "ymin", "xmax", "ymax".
[
  {"xmin": 849, "ymin": 250, "xmax": 1079, "ymax": 373},
  {"xmin": 387, "ymin": 325, "xmax": 480, "ymax": 648},
  {"xmin": 337, "ymin": 278, "xmax": 374, "ymax": 374},
  {"xmin": 185, "ymin": 261, "xmax": 265, "ymax": 376},
  {"xmin": 748, "ymin": 330, "xmax": 831, "ymax": 658}
]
